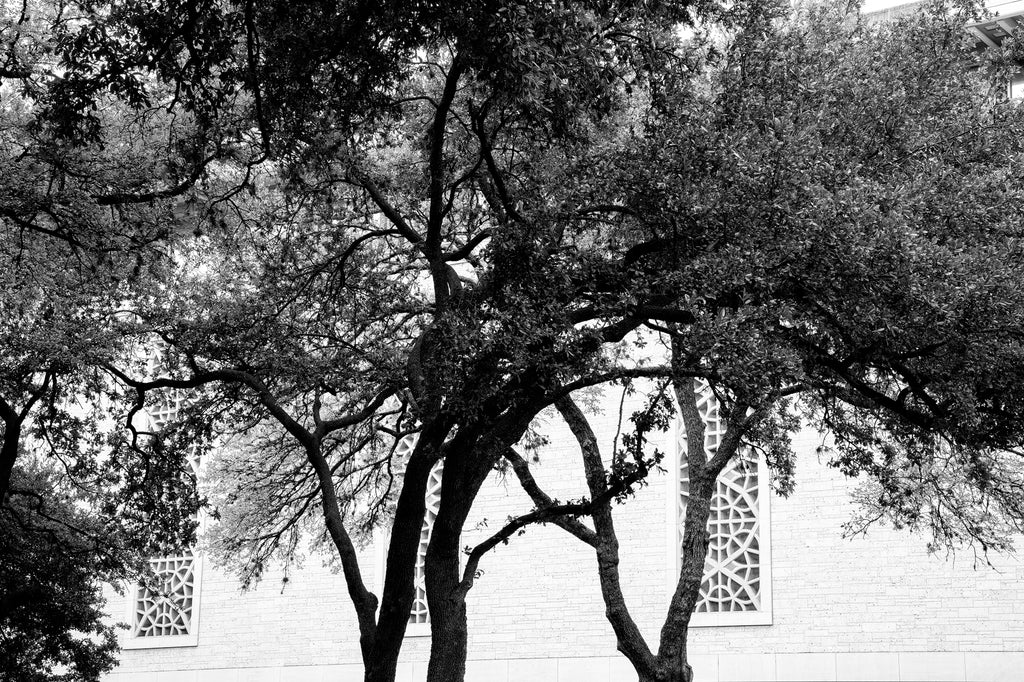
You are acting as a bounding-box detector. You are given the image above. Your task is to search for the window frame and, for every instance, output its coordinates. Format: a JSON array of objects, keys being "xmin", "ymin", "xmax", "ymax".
[
  {"xmin": 664, "ymin": 412, "xmax": 774, "ymax": 628},
  {"xmin": 122, "ymin": 554, "xmax": 204, "ymax": 649},
  {"xmin": 122, "ymin": 363, "xmax": 204, "ymax": 649}
]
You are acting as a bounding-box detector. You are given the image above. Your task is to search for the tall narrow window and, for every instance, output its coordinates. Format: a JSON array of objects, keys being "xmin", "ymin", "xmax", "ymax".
[
  {"xmin": 409, "ymin": 459, "xmax": 444, "ymax": 630},
  {"xmin": 124, "ymin": 367, "xmax": 203, "ymax": 649},
  {"xmin": 676, "ymin": 382, "xmax": 772, "ymax": 626}
]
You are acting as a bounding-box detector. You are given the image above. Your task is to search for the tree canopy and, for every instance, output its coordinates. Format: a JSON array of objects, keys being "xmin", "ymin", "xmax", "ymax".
[
  {"xmin": 506, "ymin": 5, "xmax": 1024, "ymax": 680},
  {"xmin": 1, "ymin": 5, "xmax": 207, "ymax": 679},
  {"xmin": 3, "ymin": 1, "xmax": 1024, "ymax": 682}
]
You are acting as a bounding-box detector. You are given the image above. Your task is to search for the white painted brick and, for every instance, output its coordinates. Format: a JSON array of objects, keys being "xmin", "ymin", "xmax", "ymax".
[
  {"xmin": 508, "ymin": 658, "xmax": 558, "ymax": 682},
  {"xmin": 154, "ymin": 672, "xmax": 197, "ymax": 682},
  {"xmin": 280, "ymin": 666, "xmax": 328, "ymax": 682},
  {"xmin": 104, "ymin": 390, "xmax": 1024, "ymax": 681},
  {"xmin": 689, "ymin": 654, "xmax": 719, "ymax": 681},
  {"xmin": 608, "ymin": 655, "xmax": 639, "ymax": 681},
  {"xmin": 719, "ymin": 653, "xmax": 776, "ymax": 682},
  {"xmin": 466, "ymin": 659, "xmax": 510, "ymax": 682},
  {"xmin": 195, "ymin": 670, "xmax": 239, "ymax": 682}
]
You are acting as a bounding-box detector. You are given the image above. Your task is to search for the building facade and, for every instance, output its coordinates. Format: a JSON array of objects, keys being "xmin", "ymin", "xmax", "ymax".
[{"xmin": 102, "ymin": 383, "xmax": 1024, "ymax": 682}]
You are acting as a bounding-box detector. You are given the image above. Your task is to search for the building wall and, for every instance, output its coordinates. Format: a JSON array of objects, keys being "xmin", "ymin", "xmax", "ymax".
[{"xmin": 103, "ymin": 391, "xmax": 1024, "ymax": 682}]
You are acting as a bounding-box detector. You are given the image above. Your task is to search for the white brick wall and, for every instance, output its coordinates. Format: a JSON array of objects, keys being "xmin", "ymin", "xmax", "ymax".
[{"xmin": 104, "ymin": 390, "xmax": 1024, "ymax": 681}]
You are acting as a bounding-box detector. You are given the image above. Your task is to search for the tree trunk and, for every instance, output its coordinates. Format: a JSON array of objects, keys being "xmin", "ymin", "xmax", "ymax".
[
  {"xmin": 654, "ymin": 471, "xmax": 714, "ymax": 682},
  {"xmin": 424, "ymin": 542, "xmax": 468, "ymax": 682},
  {"xmin": 637, "ymin": 662, "xmax": 693, "ymax": 682},
  {"xmin": 364, "ymin": 655, "xmax": 400, "ymax": 682},
  {"xmin": 424, "ymin": 466, "xmax": 476, "ymax": 682},
  {"xmin": 364, "ymin": 438, "xmax": 441, "ymax": 682},
  {"xmin": 423, "ymin": 431, "xmax": 503, "ymax": 682},
  {"xmin": 555, "ymin": 397, "xmax": 659, "ymax": 677},
  {"xmin": 657, "ymin": 371, "xmax": 735, "ymax": 682}
]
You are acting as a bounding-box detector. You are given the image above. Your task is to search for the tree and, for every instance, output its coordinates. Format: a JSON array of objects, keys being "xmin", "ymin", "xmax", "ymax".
[
  {"xmin": 1, "ymin": 463, "xmax": 121, "ymax": 682},
  {"xmin": 34, "ymin": 3, "xmax": 1024, "ymax": 682},
  {"xmin": 1, "ymin": 0, "xmax": 218, "ymax": 504},
  {"xmin": 502, "ymin": 5, "xmax": 1024, "ymax": 681},
  {"xmin": 44, "ymin": 2, "xmax": 727, "ymax": 682},
  {"xmin": 1, "ymin": 4, "xmax": 207, "ymax": 677}
]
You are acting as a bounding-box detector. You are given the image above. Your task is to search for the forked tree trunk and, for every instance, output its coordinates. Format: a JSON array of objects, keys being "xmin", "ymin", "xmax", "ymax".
[
  {"xmin": 423, "ymin": 459, "xmax": 480, "ymax": 682},
  {"xmin": 554, "ymin": 376, "xmax": 740, "ymax": 682},
  {"xmin": 363, "ymin": 439, "xmax": 442, "ymax": 682},
  {"xmin": 423, "ymin": 426, "xmax": 521, "ymax": 682}
]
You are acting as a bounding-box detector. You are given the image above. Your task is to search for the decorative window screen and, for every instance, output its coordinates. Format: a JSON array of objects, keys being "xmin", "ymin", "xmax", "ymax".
[
  {"xmin": 676, "ymin": 381, "xmax": 772, "ymax": 626},
  {"xmin": 146, "ymin": 390, "xmax": 202, "ymax": 476},
  {"xmin": 131, "ymin": 555, "xmax": 198, "ymax": 638},
  {"xmin": 125, "ymin": 356, "xmax": 203, "ymax": 648},
  {"xmin": 410, "ymin": 457, "xmax": 444, "ymax": 627}
]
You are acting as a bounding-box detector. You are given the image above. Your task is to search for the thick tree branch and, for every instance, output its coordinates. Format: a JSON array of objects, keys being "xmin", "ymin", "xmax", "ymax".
[
  {"xmin": 577, "ymin": 203, "xmax": 635, "ymax": 217},
  {"xmin": 355, "ymin": 173, "xmax": 424, "ymax": 248},
  {"xmin": 444, "ymin": 229, "xmax": 492, "ymax": 262},
  {"xmin": 471, "ymin": 108, "xmax": 526, "ymax": 225},
  {"xmin": 546, "ymin": 365, "xmax": 678, "ymax": 405},
  {"xmin": 104, "ymin": 364, "xmax": 318, "ymax": 449},
  {"xmin": 458, "ymin": 498, "xmax": 593, "ymax": 598},
  {"xmin": 302, "ymin": 432, "xmax": 380, "ymax": 655},
  {"xmin": 555, "ymin": 396, "xmax": 658, "ymax": 676},
  {"xmin": 0, "ymin": 66, "xmax": 32, "ymax": 79},
  {"xmin": 426, "ymin": 54, "xmax": 464, "ymax": 256},
  {"xmin": 503, "ymin": 448, "xmax": 598, "ymax": 546},
  {"xmin": 315, "ymin": 387, "xmax": 395, "ymax": 438},
  {"xmin": 0, "ymin": 207, "xmax": 88, "ymax": 250},
  {"xmin": 94, "ymin": 153, "xmax": 217, "ymax": 205},
  {"xmin": 459, "ymin": 441, "xmax": 655, "ymax": 599}
]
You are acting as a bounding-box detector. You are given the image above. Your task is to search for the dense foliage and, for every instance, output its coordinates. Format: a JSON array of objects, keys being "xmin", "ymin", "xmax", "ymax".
[
  {"xmin": 1, "ymin": 465, "xmax": 121, "ymax": 682},
  {"xmin": 2, "ymin": 5, "xmax": 206, "ymax": 679},
  {"xmin": 533, "ymin": 6, "xmax": 1024, "ymax": 680},
  {"xmin": 3, "ymin": 1, "xmax": 1024, "ymax": 682}
]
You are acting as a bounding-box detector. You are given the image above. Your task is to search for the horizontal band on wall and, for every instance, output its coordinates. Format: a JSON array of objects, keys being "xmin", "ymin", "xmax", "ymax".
[{"xmin": 101, "ymin": 650, "xmax": 1024, "ymax": 682}]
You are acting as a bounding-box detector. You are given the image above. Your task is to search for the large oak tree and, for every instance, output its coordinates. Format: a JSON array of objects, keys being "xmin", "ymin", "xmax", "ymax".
[
  {"xmin": 20, "ymin": 2, "xmax": 1024, "ymax": 682},
  {"xmin": 512, "ymin": 5, "xmax": 1024, "ymax": 681}
]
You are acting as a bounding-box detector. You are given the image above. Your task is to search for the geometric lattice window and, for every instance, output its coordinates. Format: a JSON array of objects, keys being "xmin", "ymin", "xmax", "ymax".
[
  {"xmin": 410, "ymin": 458, "xmax": 444, "ymax": 629},
  {"xmin": 147, "ymin": 390, "xmax": 202, "ymax": 476},
  {"xmin": 131, "ymin": 556, "xmax": 197, "ymax": 638},
  {"xmin": 123, "ymin": 552, "xmax": 203, "ymax": 648},
  {"xmin": 147, "ymin": 392, "xmax": 183, "ymax": 432},
  {"xmin": 676, "ymin": 381, "xmax": 772, "ymax": 627},
  {"xmin": 124, "ymin": 354, "xmax": 204, "ymax": 648}
]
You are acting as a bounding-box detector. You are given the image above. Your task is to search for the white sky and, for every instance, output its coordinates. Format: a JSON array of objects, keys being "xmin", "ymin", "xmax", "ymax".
[{"xmin": 861, "ymin": 0, "xmax": 917, "ymax": 11}]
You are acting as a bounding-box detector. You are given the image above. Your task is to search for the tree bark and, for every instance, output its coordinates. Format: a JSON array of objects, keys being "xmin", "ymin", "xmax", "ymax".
[
  {"xmin": 423, "ymin": 417, "xmax": 531, "ymax": 682},
  {"xmin": 554, "ymin": 389, "xmax": 716, "ymax": 682},
  {"xmin": 424, "ymin": 438, "xmax": 487, "ymax": 682},
  {"xmin": 655, "ymin": 471, "xmax": 714, "ymax": 682},
  {"xmin": 365, "ymin": 436, "xmax": 441, "ymax": 682},
  {"xmin": 424, "ymin": 537, "xmax": 469, "ymax": 682},
  {"xmin": 656, "ymin": 374, "xmax": 747, "ymax": 681},
  {"xmin": 555, "ymin": 397, "xmax": 659, "ymax": 678}
]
